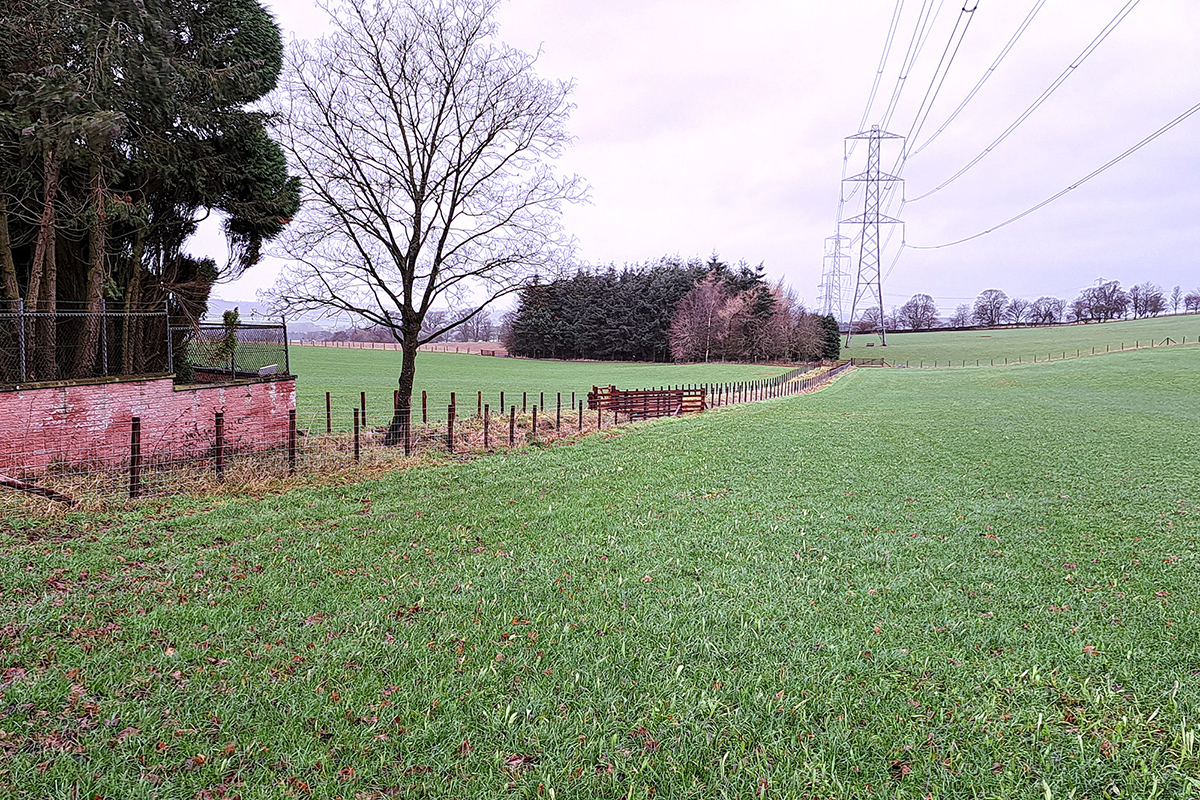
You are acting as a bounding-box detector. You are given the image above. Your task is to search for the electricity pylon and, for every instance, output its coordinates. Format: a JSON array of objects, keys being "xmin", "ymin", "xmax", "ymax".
[
  {"xmin": 818, "ymin": 233, "xmax": 851, "ymax": 322},
  {"xmin": 842, "ymin": 126, "xmax": 903, "ymax": 347}
]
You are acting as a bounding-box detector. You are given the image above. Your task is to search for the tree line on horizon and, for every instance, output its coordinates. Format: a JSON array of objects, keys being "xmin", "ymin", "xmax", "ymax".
[
  {"xmin": 859, "ymin": 279, "xmax": 1200, "ymax": 334},
  {"xmin": 503, "ymin": 254, "xmax": 840, "ymax": 364}
]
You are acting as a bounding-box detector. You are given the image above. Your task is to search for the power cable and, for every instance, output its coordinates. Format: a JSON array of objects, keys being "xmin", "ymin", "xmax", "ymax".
[
  {"xmin": 910, "ymin": 0, "xmax": 1143, "ymax": 202},
  {"xmin": 879, "ymin": 0, "xmax": 944, "ymax": 130},
  {"xmin": 908, "ymin": 99, "xmax": 1200, "ymax": 249},
  {"xmin": 858, "ymin": 0, "xmax": 909, "ymax": 135},
  {"xmin": 911, "ymin": 0, "xmax": 1047, "ymax": 157},
  {"xmin": 903, "ymin": 1, "xmax": 980, "ymax": 157},
  {"xmin": 837, "ymin": 0, "xmax": 908, "ymax": 232}
]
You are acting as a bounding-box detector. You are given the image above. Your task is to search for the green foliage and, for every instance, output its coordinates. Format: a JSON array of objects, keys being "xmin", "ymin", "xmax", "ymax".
[
  {"xmin": 819, "ymin": 313, "xmax": 841, "ymax": 359},
  {"xmin": 0, "ymin": 0, "xmax": 300, "ymax": 319},
  {"xmin": 3, "ymin": 348, "xmax": 1198, "ymax": 796},
  {"xmin": 505, "ymin": 258, "xmax": 710, "ymax": 361},
  {"xmin": 505, "ymin": 255, "xmax": 783, "ymax": 363}
]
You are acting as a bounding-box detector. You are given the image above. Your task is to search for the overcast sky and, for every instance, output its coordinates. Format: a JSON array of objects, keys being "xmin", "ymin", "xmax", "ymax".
[{"xmin": 200, "ymin": 0, "xmax": 1200, "ymax": 317}]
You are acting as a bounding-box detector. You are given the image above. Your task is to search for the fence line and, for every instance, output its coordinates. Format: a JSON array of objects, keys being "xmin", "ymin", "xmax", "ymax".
[
  {"xmin": 892, "ymin": 334, "xmax": 1198, "ymax": 369},
  {"xmin": 2, "ymin": 361, "xmax": 851, "ymax": 509}
]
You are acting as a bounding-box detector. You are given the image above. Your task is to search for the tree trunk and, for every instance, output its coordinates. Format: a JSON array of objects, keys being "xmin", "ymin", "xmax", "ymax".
[
  {"xmin": 122, "ymin": 230, "xmax": 145, "ymax": 374},
  {"xmin": 0, "ymin": 196, "xmax": 18, "ymax": 304},
  {"xmin": 0, "ymin": 197, "xmax": 18, "ymax": 382},
  {"xmin": 383, "ymin": 329, "xmax": 420, "ymax": 446},
  {"xmin": 73, "ymin": 162, "xmax": 108, "ymax": 377},
  {"xmin": 27, "ymin": 150, "xmax": 60, "ymax": 317},
  {"xmin": 37, "ymin": 228, "xmax": 57, "ymax": 380}
]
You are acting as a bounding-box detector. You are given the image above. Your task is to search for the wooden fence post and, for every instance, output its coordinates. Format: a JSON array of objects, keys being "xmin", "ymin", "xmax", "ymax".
[
  {"xmin": 477, "ymin": 391, "xmax": 482, "ymax": 418},
  {"xmin": 288, "ymin": 409, "xmax": 297, "ymax": 475},
  {"xmin": 484, "ymin": 404, "xmax": 490, "ymax": 449},
  {"xmin": 353, "ymin": 409, "xmax": 360, "ymax": 462},
  {"xmin": 214, "ymin": 411, "xmax": 225, "ymax": 482},
  {"xmin": 522, "ymin": 392, "xmax": 527, "ymax": 412},
  {"xmin": 129, "ymin": 416, "xmax": 142, "ymax": 499},
  {"xmin": 360, "ymin": 391, "xmax": 366, "ymax": 427},
  {"xmin": 578, "ymin": 400, "xmax": 582, "ymax": 431},
  {"xmin": 325, "ymin": 392, "xmax": 332, "ymax": 434},
  {"xmin": 532, "ymin": 406, "xmax": 538, "ymax": 438}
]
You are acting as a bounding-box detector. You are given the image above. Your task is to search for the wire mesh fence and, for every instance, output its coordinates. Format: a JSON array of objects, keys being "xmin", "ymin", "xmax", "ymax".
[
  {"xmin": 173, "ymin": 322, "xmax": 289, "ymax": 383},
  {"xmin": 0, "ymin": 305, "xmax": 170, "ymax": 384},
  {"xmin": 1, "ymin": 362, "xmax": 848, "ymax": 511},
  {"xmin": 0, "ymin": 304, "xmax": 290, "ymax": 387}
]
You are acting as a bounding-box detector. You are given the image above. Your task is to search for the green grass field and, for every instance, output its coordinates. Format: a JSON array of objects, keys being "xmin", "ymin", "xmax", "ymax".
[
  {"xmin": 3, "ymin": 346, "xmax": 1198, "ymax": 798},
  {"xmin": 846, "ymin": 314, "xmax": 1200, "ymax": 367},
  {"xmin": 290, "ymin": 346, "xmax": 792, "ymax": 427}
]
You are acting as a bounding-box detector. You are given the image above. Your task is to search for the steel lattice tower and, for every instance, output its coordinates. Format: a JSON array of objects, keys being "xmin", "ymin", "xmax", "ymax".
[
  {"xmin": 818, "ymin": 234, "xmax": 851, "ymax": 322},
  {"xmin": 842, "ymin": 126, "xmax": 903, "ymax": 347}
]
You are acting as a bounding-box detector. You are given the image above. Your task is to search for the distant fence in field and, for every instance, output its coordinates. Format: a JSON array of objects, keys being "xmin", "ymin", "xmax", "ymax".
[
  {"xmin": 890, "ymin": 335, "xmax": 1198, "ymax": 369},
  {"xmin": 291, "ymin": 340, "xmax": 509, "ymax": 356},
  {"xmin": 2, "ymin": 360, "xmax": 852, "ymax": 509}
]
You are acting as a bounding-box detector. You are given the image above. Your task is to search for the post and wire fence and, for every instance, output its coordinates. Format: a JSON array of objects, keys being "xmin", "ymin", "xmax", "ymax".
[{"xmin": 2, "ymin": 357, "xmax": 852, "ymax": 508}]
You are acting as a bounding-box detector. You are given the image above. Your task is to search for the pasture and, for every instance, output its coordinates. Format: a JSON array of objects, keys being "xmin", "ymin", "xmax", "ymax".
[
  {"xmin": 846, "ymin": 314, "xmax": 1199, "ymax": 366},
  {"xmin": 290, "ymin": 346, "xmax": 792, "ymax": 425},
  {"xmin": 1, "ymin": 346, "xmax": 1198, "ymax": 798}
]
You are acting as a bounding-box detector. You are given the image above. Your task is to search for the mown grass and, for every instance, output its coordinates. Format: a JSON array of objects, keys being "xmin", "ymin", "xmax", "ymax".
[
  {"xmin": 2, "ymin": 347, "xmax": 1198, "ymax": 798},
  {"xmin": 848, "ymin": 314, "xmax": 1200, "ymax": 367},
  {"xmin": 290, "ymin": 347, "xmax": 791, "ymax": 426}
]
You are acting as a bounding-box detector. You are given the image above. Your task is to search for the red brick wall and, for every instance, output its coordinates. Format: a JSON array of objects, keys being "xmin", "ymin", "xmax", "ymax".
[{"xmin": 0, "ymin": 377, "xmax": 295, "ymax": 474}]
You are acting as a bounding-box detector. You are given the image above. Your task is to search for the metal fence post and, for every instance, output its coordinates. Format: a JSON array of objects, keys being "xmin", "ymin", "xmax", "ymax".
[
  {"xmin": 99, "ymin": 298, "xmax": 108, "ymax": 377},
  {"xmin": 282, "ymin": 316, "xmax": 290, "ymax": 374},
  {"xmin": 164, "ymin": 299, "xmax": 173, "ymax": 374},
  {"xmin": 16, "ymin": 298, "xmax": 26, "ymax": 382},
  {"xmin": 129, "ymin": 417, "xmax": 142, "ymax": 499},
  {"xmin": 214, "ymin": 411, "xmax": 225, "ymax": 481},
  {"xmin": 288, "ymin": 409, "xmax": 297, "ymax": 475}
]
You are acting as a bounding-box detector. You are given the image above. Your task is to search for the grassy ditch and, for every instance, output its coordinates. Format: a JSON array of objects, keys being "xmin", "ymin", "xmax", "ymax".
[{"xmin": 1, "ymin": 347, "xmax": 1197, "ymax": 798}]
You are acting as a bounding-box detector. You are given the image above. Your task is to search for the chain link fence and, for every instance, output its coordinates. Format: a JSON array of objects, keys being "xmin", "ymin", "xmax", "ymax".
[
  {"xmin": 0, "ymin": 304, "xmax": 289, "ymax": 387},
  {"xmin": 0, "ymin": 305, "xmax": 170, "ymax": 384},
  {"xmin": 172, "ymin": 322, "xmax": 289, "ymax": 384}
]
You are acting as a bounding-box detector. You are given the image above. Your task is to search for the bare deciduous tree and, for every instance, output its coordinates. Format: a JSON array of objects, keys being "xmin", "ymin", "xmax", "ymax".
[
  {"xmin": 668, "ymin": 274, "xmax": 728, "ymax": 362},
  {"xmin": 898, "ymin": 293, "xmax": 938, "ymax": 330},
  {"xmin": 1029, "ymin": 296, "xmax": 1065, "ymax": 325},
  {"xmin": 949, "ymin": 304, "xmax": 972, "ymax": 328},
  {"xmin": 270, "ymin": 0, "xmax": 586, "ymax": 441},
  {"xmin": 1004, "ymin": 297, "xmax": 1030, "ymax": 325},
  {"xmin": 972, "ymin": 289, "xmax": 1008, "ymax": 327}
]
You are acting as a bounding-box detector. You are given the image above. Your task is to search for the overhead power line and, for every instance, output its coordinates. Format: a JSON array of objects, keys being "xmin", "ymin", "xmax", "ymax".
[
  {"xmin": 903, "ymin": 0, "xmax": 980, "ymax": 156},
  {"xmin": 858, "ymin": 0, "xmax": 908, "ymax": 135},
  {"xmin": 910, "ymin": 0, "xmax": 1047, "ymax": 157},
  {"xmin": 909, "ymin": 0, "xmax": 1143, "ymax": 202},
  {"xmin": 880, "ymin": 0, "xmax": 945, "ymax": 131},
  {"xmin": 908, "ymin": 99, "xmax": 1200, "ymax": 249}
]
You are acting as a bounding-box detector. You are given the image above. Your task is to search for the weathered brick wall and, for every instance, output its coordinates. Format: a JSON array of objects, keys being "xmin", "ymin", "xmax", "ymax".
[{"xmin": 0, "ymin": 377, "xmax": 295, "ymax": 474}]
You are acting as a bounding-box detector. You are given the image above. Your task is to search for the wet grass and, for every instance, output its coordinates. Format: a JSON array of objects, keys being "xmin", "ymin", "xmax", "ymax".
[
  {"xmin": 290, "ymin": 347, "xmax": 792, "ymax": 425},
  {"xmin": 1, "ymin": 346, "xmax": 1197, "ymax": 798}
]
